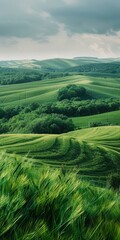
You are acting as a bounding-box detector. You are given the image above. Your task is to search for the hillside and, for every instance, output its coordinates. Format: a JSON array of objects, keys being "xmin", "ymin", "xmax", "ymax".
[
  {"xmin": 72, "ymin": 110, "xmax": 120, "ymax": 129},
  {"xmin": 66, "ymin": 62, "xmax": 120, "ymax": 76},
  {"xmin": 0, "ymin": 57, "xmax": 120, "ymax": 240},
  {"xmin": 0, "ymin": 58, "xmax": 77, "ymax": 69},
  {"xmin": 0, "ymin": 75, "xmax": 120, "ymax": 107},
  {"xmin": 0, "ymin": 126, "xmax": 119, "ymax": 183},
  {"xmin": 0, "ymin": 57, "xmax": 120, "ymax": 70}
]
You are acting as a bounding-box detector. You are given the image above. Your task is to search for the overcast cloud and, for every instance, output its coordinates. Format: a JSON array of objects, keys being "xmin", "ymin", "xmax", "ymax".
[{"xmin": 0, "ymin": 0, "xmax": 120, "ymax": 59}]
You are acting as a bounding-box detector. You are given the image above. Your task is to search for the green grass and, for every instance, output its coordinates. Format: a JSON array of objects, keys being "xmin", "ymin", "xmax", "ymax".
[
  {"xmin": 0, "ymin": 126, "xmax": 119, "ymax": 183},
  {"xmin": 0, "ymin": 75, "xmax": 119, "ymax": 107},
  {"xmin": 72, "ymin": 110, "xmax": 120, "ymax": 129},
  {"xmin": 0, "ymin": 59, "xmax": 120, "ymax": 239},
  {"xmin": 0, "ymin": 153, "xmax": 120, "ymax": 240}
]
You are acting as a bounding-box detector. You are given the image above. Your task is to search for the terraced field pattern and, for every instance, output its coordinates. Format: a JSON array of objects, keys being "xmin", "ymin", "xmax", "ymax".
[{"xmin": 0, "ymin": 126, "xmax": 119, "ymax": 183}]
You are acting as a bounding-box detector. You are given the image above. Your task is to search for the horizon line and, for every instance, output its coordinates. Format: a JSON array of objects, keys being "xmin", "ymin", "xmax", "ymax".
[{"xmin": 0, "ymin": 56, "xmax": 120, "ymax": 62}]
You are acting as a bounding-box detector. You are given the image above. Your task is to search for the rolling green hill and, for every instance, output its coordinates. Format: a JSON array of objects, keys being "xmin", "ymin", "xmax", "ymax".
[
  {"xmin": 0, "ymin": 126, "xmax": 119, "ymax": 183},
  {"xmin": 0, "ymin": 75, "xmax": 120, "ymax": 107},
  {"xmin": 0, "ymin": 57, "xmax": 120, "ymax": 239},
  {"xmin": 0, "ymin": 57, "xmax": 120, "ymax": 70},
  {"xmin": 72, "ymin": 110, "xmax": 120, "ymax": 129},
  {"xmin": 0, "ymin": 58, "xmax": 77, "ymax": 69},
  {"xmin": 0, "ymin": 58, "xmax": 86, "ymax": 70}
]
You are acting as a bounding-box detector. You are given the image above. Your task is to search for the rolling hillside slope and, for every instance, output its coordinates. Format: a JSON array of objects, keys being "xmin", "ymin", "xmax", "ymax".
[
  {"xmin": 0, "ymin": 75, "xmax": 119, "ymax": 107},
  {"xmin": 0, "ymin": 58, "xmax": 78, "ymax": 69},
  {"xmin": 0, "ymin": 126, "xmax": 119, "ymax": 183},
  {"xmin": 0, "ymin": 58, "xmax": 120, "ymax": 239},
  {"xmin": 0, "ymin": 57, "xmax": 120, "ymax": 69},
  {"xmin": 72, "ymin": 110, "xmax": 120, "ymax": 128}
]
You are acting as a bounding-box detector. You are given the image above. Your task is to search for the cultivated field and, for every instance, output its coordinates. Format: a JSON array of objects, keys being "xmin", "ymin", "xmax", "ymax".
[
  {"xmin": 0, "ymin": 75, "xmax": 119, "ymax": 107},
  {"xmin": 0, "ymin": 58, "xmax": 120, "ymax": 239},
  {"xmin": 0, "ymin": 126, "xmax": 119, "ymax": 184},
  {"xmin": 72, "ymin": 110, "xmax": 120, "ymax": 128}
]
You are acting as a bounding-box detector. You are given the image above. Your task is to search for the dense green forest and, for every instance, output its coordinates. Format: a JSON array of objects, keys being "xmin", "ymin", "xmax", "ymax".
[{"xmin": 0, "ymin": 68, "xmax": 69, "ymax": 85}]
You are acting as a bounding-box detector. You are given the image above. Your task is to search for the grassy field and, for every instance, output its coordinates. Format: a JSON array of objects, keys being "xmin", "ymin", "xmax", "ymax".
[
  {"xmin": 0, "ymin": 126, "xmax": 119, "ymax": 183},
  {"xmin": 72, "ymin": 110, "xmax": 120, "ymax": 129},
  {"xmin": 0, "ymin": 153, "xmax": 120, "ymax": 240},
  {"xmin": 0, "ymin": 75, "xmax": 120, "ymax": 107},
  {"xmin": 0, "ymin": 125, "xmax": 120, "ymax": 239},
  {"xmin": 0, "ymin": 58, "xmax": 120, "ymax": 239}
]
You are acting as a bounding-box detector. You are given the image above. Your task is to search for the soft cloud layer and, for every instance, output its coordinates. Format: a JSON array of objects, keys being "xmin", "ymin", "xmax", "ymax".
[
  {"xmin": 0, "ymin": 0, "xmax": 58, "ymax": 39},
  {"xmin": 0, "ymin": 0, "xmax": 120, "ymax": 59},
  {"xmin": 45, "ymin": 0, "xmax": 120, "ymax": 35}
]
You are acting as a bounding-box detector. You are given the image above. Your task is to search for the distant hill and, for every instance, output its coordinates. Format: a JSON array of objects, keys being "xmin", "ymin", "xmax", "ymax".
[
  {"xmin": 65, "ymin": 62, "xmax": 120, "ymax": 77},
  {"xmin": 0, "ymin": 58, "xmax": 78, "ymax": 69},
  {"xmin": 73, "ymin": 56, "xmax": 120, "ymax": 63},
  {"xmin": 0, "ymin": 57, "xmax": 120, "ymax": 71},
  {"xmin": 0, "ymin": 57, "xmax": 120, "ymax": 86}
]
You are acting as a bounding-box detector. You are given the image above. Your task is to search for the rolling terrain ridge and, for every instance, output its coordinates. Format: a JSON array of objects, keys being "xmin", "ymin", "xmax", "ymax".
[
  {"xmin": 0, "ymin": 126, "xmax": 119, "ymax": 184},
  {"xmin": 0, "ymin": 75, "xmax": 120, "ymax": 107},
  {"xmin": 0, "ymin": 58, "xmax": 120, "ymax": 239}
]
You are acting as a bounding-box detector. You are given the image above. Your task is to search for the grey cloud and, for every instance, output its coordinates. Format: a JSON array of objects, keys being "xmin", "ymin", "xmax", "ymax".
[
  {"xmin": 0, "ymin": 0, "xmax": 120, "ymax": 41},
  {"xmin": 47, "ymin": 0, "xmax": 120, "ymax": 35},
  {"xmin": 0, "ymin": 0, "xmax": 59, "ymax": 40}
]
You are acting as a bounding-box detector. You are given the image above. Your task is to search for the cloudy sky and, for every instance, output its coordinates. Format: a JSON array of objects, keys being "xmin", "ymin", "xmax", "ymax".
[{"xmin": 0, "ymin": 0, "xmax": 120, "ymax": 60}]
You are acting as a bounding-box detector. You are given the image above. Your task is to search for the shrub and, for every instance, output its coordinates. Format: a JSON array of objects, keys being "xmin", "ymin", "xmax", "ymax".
[
  {"xmin": 89, "ymin": 121, "xmax": 109, "ymax": 127},
  {"xmin": 29, "ymin": 114, "xmax": 74, "ymax": 134}
]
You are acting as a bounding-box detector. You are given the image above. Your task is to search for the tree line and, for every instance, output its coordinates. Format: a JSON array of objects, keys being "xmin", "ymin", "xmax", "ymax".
[
  {"xmin": 0, "ymin": 68, "xmax": 69, "ymax": 85},
  {"xmin": 0, "ymin": 98, "xmax": 119, "ymax": 134},
  {"xmin": 0, "ymin": 84, "xmax": 119, "ymax": 134}
]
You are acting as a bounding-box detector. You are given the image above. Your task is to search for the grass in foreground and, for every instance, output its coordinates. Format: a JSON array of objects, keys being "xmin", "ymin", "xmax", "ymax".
[{"xmin": 0, "ymin": 152, "xmax": 120, "ymax": 240}]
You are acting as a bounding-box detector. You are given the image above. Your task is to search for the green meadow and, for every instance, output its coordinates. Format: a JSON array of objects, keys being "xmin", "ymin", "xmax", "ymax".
[
  {"xmin": 0, "ymin": 126, "xmax": 119, "ymax": 183},
  {"xmin": 0, "ymin": 75, "xmax": 120, "ymax": 107},
  {"xmin": 0, "ymin": 59, "xmax": 120, "ymax": 239},
  {"xmin": 72, "ymin": 110, "xmax": 120, "ymax": 128},
  {"xmin": 0, "ymin": 153, "xmax": 120, "ymax": 240}
]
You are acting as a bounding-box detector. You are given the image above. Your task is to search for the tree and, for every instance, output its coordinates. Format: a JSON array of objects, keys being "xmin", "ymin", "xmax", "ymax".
[{"xmin": 58, "ymin": 85, "xmax": 87, "ymax": 101}]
